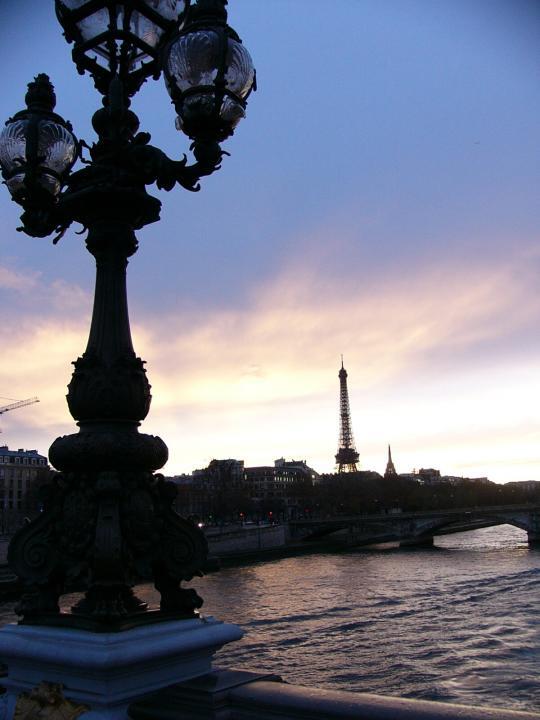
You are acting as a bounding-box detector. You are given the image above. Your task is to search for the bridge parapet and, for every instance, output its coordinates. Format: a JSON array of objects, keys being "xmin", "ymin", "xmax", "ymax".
[
  {"xmin": 289, "ymin": 504, "xmax": 540, "ymax": 547},
  {"xmin": 131, "ymin": 667, "xmax": 540, "ymax": 720}
]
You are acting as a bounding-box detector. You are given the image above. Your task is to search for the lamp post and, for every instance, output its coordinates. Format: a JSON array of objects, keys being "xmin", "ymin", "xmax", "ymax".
[{"xmin": 0, "ymin": 0, "xmax": 255, "ymax": 630}]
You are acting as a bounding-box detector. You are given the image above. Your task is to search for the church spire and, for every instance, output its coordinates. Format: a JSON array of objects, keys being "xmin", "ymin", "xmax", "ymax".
[{"xmin": 384, "ymin": 444, "xmax": 397, "ymax": 477}]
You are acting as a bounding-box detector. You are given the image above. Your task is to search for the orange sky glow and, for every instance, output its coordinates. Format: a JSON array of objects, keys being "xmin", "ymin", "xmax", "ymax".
[{"xmin": 0, "ymin": 1, "xmax": 539, "ymax": 484}]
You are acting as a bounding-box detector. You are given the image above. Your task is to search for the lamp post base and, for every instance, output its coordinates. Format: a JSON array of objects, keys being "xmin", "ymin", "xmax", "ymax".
[{"xmin": 0, "ymin": 616, "xmax": 243, "ymax": 719}]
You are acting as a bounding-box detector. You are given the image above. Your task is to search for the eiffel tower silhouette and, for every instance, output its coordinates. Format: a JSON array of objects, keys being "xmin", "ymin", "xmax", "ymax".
[{"xmin": 335, "ymin": 357, "xmax": 360, "ymax": 473}]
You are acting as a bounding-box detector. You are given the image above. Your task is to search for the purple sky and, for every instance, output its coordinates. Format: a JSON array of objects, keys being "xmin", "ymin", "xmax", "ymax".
[{"xmin": 0, "ymin": 1, "xmax": 539, "ymax": 481}]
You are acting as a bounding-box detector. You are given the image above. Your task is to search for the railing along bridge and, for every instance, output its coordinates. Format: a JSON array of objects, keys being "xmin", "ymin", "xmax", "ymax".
[{"xmin": 288, "ymin": 504, "xmax": 540, "ymax": 548}]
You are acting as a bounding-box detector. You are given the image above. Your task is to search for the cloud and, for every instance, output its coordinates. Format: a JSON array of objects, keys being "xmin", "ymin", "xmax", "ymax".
[
  {"xmin": 133, "ymin": 245, "xmax": 540, "ymax": 476},
  {"xmin": 137, "ymin": 248, "xmax": 540, "ymax": 411},
  {"xmin": 1, "ymin": 246, "xmax": 539, "ymax": 480},
  {"xmin": 0, "ymin": 265, "xmax": 90, "ymax": 444},
  {"xmin": 0, "ymin": 266, "xmax": 39, "ymax": 292},
  {"xmin": 48, "ymin": 279, "xmax": 90, "ymax": 312}
]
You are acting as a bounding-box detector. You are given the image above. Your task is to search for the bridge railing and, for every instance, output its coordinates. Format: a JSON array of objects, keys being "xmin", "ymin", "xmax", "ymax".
[
  {"xmin": 130, "ymin": 669, "xmax": 540, "ymax": 720},
  {"xmin": 230, "ymin": 680, "xmax": 539, "ymax": 720},
  {"xmin": 290, "ymin": 503, "xmax": 540, "ymax": 526}
]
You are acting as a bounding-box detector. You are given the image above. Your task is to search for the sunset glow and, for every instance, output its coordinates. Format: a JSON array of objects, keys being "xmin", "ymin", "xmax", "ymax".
[{"xmin": 0, "ymin": 1, "xmax": 538, "ymax": 483}]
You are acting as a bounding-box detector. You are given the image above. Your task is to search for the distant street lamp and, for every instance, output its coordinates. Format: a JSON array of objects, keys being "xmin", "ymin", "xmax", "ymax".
[{"xmin": 0, "ymin": 0, "xmax": 255, "ymax": 629}]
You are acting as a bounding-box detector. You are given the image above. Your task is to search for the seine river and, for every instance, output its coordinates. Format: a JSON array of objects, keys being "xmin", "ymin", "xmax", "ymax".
[
  {"xmin": 177, "ymin": 525, "xmax": 540, "ymax": 713},
  {"xmin": 1, "ymin": 525, "xmax": 539, "ymax": 713}
]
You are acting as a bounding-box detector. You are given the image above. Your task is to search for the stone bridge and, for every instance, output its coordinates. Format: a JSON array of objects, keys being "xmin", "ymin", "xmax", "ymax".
[{"xmin": 288, "ymin": 504, "xmax": 540, "ymax": 548}]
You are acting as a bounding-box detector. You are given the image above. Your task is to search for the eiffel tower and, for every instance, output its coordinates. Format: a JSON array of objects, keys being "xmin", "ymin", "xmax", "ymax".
[{"xmin": 335, "ymin": 357, "xmax": 360, "ymax": 473}]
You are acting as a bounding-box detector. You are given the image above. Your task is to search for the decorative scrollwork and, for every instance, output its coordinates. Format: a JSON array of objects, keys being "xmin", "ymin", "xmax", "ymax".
[
  {"xmin": 152, "ymin": 475, "xmax": 208, "ymax": 615},
  {"xmin": 125, "ymin": 135, "xmax": 225, "ymax": 193},
  {"xmin": 49, "ymin": 431, "xmax": 168, "ymax": 473},
  {"xmin": 67, "ymin": 353, "xmax": 151, "ymax": 424},
  {"xmin": 159, "ymin": 514, "xmax": 208, "ymax": 580},
  {"xmin": 8, "ymin": 514, "xmax": 59, "ymax": 585}
]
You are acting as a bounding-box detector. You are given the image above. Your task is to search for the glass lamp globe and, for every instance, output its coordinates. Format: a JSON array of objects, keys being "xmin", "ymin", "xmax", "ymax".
[
  {"xmin": 0, "ymin": 75, "xmax": 77, "ymax": 203},
  {"xmin": 163, "ymin": 4, "xmax": 255, "ymax": 141},
  {"xmin": 55, "ymin": 0, "xmax": 190, "ymax": 94}
]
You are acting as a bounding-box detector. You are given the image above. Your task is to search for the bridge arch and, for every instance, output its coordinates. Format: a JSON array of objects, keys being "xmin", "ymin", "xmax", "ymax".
[
  {"xmin": 424, "ymin": 516, "xmax": 528, "ymax": 537},
  {"xmin": 289, "ymin": 505, "xmax": 540, "ymax": 548}
]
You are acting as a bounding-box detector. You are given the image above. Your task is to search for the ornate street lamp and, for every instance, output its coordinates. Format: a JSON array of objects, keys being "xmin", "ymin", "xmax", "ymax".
[
  {"xmin": 0, "ymin": 74, "xmax": 78, "ymax": 238},
  {"xmin": 164, "ymin": 0, "xmax": 256, "ymax": 142},
  {"xmin": 0, "ymin": 0, "xmax": 255, "ymax": 629},
  {"xmin": 55, "ymin": 0, "xmax": 190, "ymax": 96}
]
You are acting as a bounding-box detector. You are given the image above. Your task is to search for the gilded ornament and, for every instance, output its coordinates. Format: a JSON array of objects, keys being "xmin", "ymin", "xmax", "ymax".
[{"xmin": 14, "ymin": 682, "xmax": 88, "ymax": 720}]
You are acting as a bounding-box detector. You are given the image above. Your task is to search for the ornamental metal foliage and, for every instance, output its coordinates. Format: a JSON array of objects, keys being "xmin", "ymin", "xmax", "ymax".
[
  {"xmin": 0, "ymin": 0, "xmax": 255, "ymax": 629},
  {"xmin": 13, "ymin": 682, "xmax": 88, "ymax": 720}
]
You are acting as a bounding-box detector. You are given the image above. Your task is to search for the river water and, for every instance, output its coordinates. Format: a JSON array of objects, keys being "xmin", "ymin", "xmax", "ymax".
[{"xmin": 1, "ymin": 525, "xmax": 539, "ymax": 712}]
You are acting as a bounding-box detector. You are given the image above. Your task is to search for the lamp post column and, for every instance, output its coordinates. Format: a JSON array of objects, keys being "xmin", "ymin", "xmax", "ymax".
[
  {"xmin": 1, "ymin": 0, "xmax": 256, "ymax": 629},
  {"xmin": 9, "ymin": 107, "xmax": 207, "ymax": 625},
  {"xmin": 0, "ymin": 2, "xmax": 258, "ymax": 715}
]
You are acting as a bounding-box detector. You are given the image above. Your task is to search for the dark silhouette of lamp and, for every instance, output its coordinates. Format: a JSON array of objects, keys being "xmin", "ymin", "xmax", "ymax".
[{"xmin": 0, "ymin": 0, "xmax": 255, "ymax": 630}]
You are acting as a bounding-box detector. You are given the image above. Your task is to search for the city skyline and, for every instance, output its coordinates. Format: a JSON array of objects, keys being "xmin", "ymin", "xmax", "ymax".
[{"xmin": 0, "ymin": 1, "xmax": 539, "ymax": 482}]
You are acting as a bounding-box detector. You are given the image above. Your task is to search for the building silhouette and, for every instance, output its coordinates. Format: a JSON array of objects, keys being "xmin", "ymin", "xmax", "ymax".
[
  {"xmin": 171, "ymin": 458, "xmax": 318, "ymax": 521},
  {"xmin": 384, "ymin": 445, "xmax": 397, "ymax": 478},
  {"xmin": 0, "ymin": 445, "xmax": 49, "ymax": 532}
]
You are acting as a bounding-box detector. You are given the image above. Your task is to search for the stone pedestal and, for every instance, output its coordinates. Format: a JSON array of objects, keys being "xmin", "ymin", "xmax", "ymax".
[{"xmin": 0, "ymin": 616, "xmax": 242, "ymax": 720}]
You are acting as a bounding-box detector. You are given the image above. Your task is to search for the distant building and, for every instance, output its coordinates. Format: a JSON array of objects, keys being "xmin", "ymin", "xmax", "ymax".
[
  {"xmin": 397, "ymin": 472, "xmax": 418, "ymax": 483},
  {"xmin": 0, "ymin": 446, "xmax": 49, "ymax": 532},
  {"xmin": 400, "ymin": 468, "xmax": 491, "ymax": 486},
  {"xmin": 244, "ymin": 465, "xmax": 276, "ymax": 504},
  {"xmin": 416, "ymin": 468, "xmax": 442, "ymax": 485},
  {"xmin": 204, "ymin": 459, "xmax": 245, "ymax": 487},
  {"xmin": 169, "ymin": 473, "xmax": 194, "ymax": 487},
  {"xmin": 507, "ymin": 480, "xmax": 540, "ymax": 493},
  {"xmin": 274, "ymin": 457, "xmax": 320, "ymax": 483},
  {"xmin": 244, "ymin": 459, "xmax": 315, "ymax": 519},
  {"xmin": 441, "ymin": 475, "xmax": 491, "ymax": 485},
  {"xmin": 384, "ymin": 445, "xmax": 397, "ymax": 478},
  {"xmin": 319, "ymin": 470, "xmax": 383, "ymax": 484},
  {"xmin": 169, "ymin": 457, "xmax": 317, "ymax": 521},
  {"xmin": 171, "ymin": 459, "xmax": 246, "ymax": 518}
]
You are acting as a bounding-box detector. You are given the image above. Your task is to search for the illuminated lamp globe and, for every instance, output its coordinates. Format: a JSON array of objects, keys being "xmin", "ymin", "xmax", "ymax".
[
  {"xmin": 0, "ymin": 74, "xmax": 77, "ymax": 205},
  {"xmin": 55, "ymin": 0, "xmax": 190, "ymax": 95},
  {"xmin": 163, "ymin": 1, "xmax": 255, "ymax": 142}
]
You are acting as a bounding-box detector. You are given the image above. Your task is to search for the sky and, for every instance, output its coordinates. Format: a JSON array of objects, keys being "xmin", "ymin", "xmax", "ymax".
[{"xmin": 0, "ymin": 1, "xmax": 539, "ymax": 482}]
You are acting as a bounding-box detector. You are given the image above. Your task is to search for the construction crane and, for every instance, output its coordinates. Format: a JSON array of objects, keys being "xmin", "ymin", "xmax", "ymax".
[{"xmin": 0, "ymin": 397, "xmax": 39, "ymax": 433}]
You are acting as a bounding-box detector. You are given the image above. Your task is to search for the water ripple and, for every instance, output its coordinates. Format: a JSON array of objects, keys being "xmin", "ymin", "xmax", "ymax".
[{"xmin": 0, "ymin": 524, "xmax": 538, "ymax": 713}]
